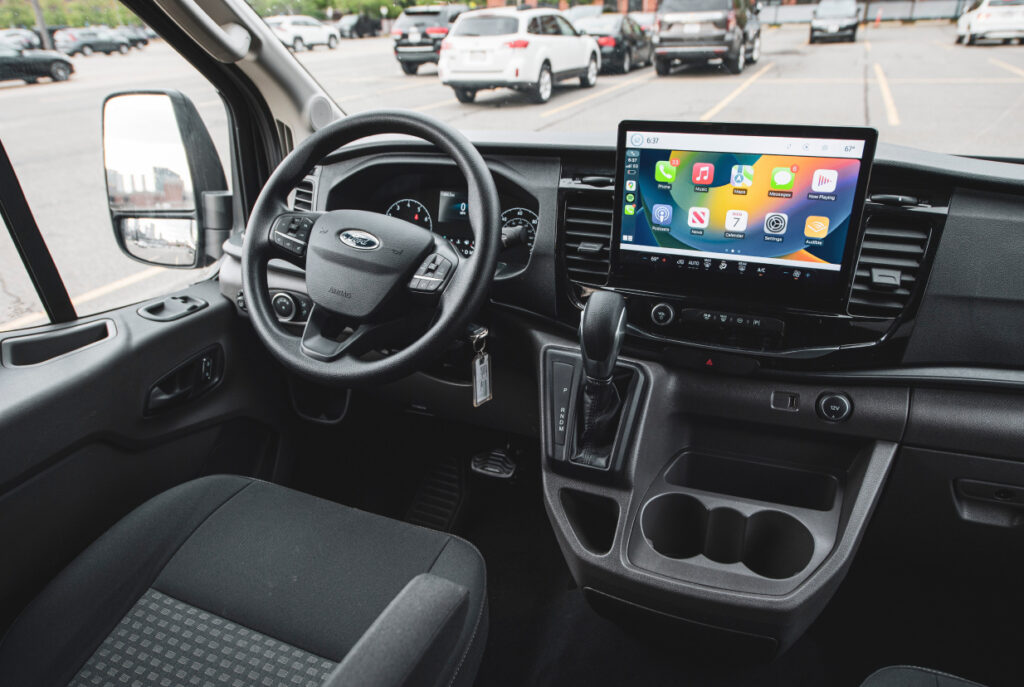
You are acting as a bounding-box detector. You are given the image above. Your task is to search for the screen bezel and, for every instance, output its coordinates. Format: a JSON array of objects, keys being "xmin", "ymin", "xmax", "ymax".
[{"xmin": 611, "ymin": 120, "xmax": 878, "ymax": 315}]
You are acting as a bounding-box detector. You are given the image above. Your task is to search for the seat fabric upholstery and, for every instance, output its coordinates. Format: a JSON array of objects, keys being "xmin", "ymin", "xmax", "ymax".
[{"xmin": 0, "ymin": 475, "xmax": 487, "ymax": 687}]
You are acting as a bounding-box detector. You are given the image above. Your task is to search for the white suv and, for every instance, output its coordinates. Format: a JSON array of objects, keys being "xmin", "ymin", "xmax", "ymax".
[
  {"xmin": 266, "ymin": 15, "xmax": 340, "ymax": 51},
  {"xmin": 438, "ymin": 8, "xmax": 600, "ymax": 104}
]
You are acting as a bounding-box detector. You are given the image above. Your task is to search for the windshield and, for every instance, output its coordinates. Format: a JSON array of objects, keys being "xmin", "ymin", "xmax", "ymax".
[
  {"xmin": 815, "ymin": 2, "xmax": 858, "ymax": 18},
  {"xmin": 452, "ymin": 16, "xmax": 519, "ymax": 37},
  {"xmin": 575, "ymin": 16, "xmax": 622, "ymax": 34},
  {"xmin": 243, "ymin": 2, "xmax": 1023, "ymax": 158}
]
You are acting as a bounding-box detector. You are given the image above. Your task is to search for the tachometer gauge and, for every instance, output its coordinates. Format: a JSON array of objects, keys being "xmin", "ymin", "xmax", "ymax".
[
  {"xmin": 500, "ymin": 208, "xmax": 538, "ymax": 250},
  {"xmin": 386, "ymin": 198, "xmax": 433, "ymax": 231}
]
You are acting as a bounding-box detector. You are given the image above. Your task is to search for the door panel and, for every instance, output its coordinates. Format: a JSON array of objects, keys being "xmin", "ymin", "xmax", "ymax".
[{"xmin": 0, "ymin": 279, "xmax": 288, "ymax": 632}]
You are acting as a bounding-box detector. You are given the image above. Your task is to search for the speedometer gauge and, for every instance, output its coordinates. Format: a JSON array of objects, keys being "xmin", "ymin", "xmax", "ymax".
[
  {"xmin": 386, "ymin": 199, "xmax": 433, "ymax": 231},
  {"xmin": 500, "ymin": 208, "xmax": 538, "ymax": 249}
]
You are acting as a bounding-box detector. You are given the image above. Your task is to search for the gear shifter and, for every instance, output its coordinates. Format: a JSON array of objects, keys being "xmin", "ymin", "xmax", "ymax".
[{"xmin": 572, "ymin": 290, "xmax": 627, "ymax": 469}]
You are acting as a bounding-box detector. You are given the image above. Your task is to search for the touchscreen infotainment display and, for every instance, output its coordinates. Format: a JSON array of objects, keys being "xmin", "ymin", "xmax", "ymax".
[{"xmin": 613, "ymin": 121, "xmax": 877, "ymax": 313}]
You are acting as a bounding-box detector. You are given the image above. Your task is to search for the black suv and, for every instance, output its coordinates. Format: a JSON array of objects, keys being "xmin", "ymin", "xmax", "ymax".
[
  {"xmin": 653, "ymin": 0, "xmax": 762, "ymax": 75},
  {"xmin": 392, "ymin": 4, "xmax": 467, "ymax": 75}
]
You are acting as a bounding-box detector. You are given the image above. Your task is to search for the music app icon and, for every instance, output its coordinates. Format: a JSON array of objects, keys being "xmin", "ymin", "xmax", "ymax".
[{"xmin": 691, "ymin": 163, "xmax": 714, "ymax": 185}]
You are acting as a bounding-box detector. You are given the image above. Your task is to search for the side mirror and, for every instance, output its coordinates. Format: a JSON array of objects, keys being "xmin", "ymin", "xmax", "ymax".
[{"xmin": 103, "ymin": 90, "xmax": 228, "ymax": 269}]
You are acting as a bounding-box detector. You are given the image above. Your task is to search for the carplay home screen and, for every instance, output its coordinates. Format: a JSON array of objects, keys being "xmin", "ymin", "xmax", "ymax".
[{"xmin": 620, "ymin": 149, "xmax": 862, "ymax": 270}]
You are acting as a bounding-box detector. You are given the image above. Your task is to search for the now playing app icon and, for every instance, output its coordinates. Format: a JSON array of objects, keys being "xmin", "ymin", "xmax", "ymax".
[{"xmin": 652, "ymin": 204, "xmax": 673, "ymax": 226}]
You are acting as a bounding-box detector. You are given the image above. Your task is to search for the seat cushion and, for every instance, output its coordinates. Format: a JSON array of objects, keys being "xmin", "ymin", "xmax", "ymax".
[
  {"xmin": 861, "ymin": 666, "xmax": 988, "ymax": 687},
  {"xmin": 0, "ymin": 475, "xmax": 487, "ymax": 687}
]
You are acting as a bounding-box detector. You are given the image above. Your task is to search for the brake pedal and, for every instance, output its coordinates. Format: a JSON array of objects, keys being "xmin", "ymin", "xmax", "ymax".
[{"xmin": 470, "ymin": 449, "xmax": 517, "ymax": 480}]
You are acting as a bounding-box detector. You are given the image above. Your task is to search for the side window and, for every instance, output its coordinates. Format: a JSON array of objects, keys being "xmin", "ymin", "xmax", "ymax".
[
  {"xmin": 540, "ymin": 15, "xmax": 561, "ymax": 35},
  {"xmin": 0, "ymin": 219, "xmax": 47, "ymax": 332},
  {"xmin": 555, "ymin": 16, "xmax": 578, "ymax": 36},
  {"xmin": 527, "ymin": 18, "xmax": 541, "ymax": 34},
  {"xmin": 1, "ymin": 6, "xmax": 231, "ymax": 323}
]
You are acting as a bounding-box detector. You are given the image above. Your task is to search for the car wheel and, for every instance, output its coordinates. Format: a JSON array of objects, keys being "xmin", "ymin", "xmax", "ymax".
[
  {"xmin": 955, "ymin": 34, "xmax": 964, "ymax": 44},
  {"xmin": 328, "ymin": 35, "xmax": 338, "ymax": 49},
  {"xmin": 621, "ymin": 50, "xmax": 632, "ymax": 74},
  {"xmin": 23, "ymin": 77, "xmax": 38, "ymax": 84},
  {"xmin": 400, "ymin": 61, "xmax": 419, "ymax": 75},
  {"xmin": 580, "ymin": 54, "xmax": 598, "ymax": 88},
  {"xmin": 118, "ymin": 43, "xmax": 129, "ymax": 54},
  {"xmin": 809, "ymin": 31, "xmax": 816, "ymax": 44},
  {"xmin": 531, "ymin": 62, "xmax": 553, "ymax": 103},
  {"xmin": 49, "ymin": 62, "xmax": 71, "ymax": 81},
  {"xmin": 293, "ymin": 37, "xmax": 305, "ymax": 51},
  {"xmin": 749, "ymin": 32, "xmax": 762, "ymax": 63},
  {"xmin": 453, "ymin": 87, "xmax": 476, "ymax": 103},
  {"xmin": 1003, "ymin": 38, "xmax": 1013, "ymax": 45},
  {"xmin": 81, "ymin": 45, "xmax": 94, "ymax": 56},
  {"xmin": 850, "ymin": 29, "xmax": 857, "ymax": 42},
  {"xmin": 725, "ymin": 40, "xmax": 746, "ymax": 74},
  {"xmin": 655, "ymin": 57, "xmax": 671, "ymax": 76}
]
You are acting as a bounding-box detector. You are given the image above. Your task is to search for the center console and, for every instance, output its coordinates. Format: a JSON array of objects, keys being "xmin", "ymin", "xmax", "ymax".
[{"xmin": 539, "ymin": 121, "xmax": 904, "ymax": 658}]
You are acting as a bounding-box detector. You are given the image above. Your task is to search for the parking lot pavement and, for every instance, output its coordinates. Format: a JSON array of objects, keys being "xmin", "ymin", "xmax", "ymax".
[{"xmin": 1, "ymin": 23, "xmax": 1022, "ymax": 327}]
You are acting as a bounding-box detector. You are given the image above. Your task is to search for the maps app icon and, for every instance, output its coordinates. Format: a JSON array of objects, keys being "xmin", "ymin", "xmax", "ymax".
[{"xmin": 730, "ymin": 165, "xmax": 754, "ymax": 188}]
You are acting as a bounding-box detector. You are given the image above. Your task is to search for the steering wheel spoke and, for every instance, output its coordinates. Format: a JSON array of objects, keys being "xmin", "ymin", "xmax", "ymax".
[
  {"xmin": 406, "ymin": 235, "xmax": 461, "ymax": 299},
  {"xmin": 300, "ymin": 305, "xmax": 432, "ymax": 362},
  {"xmin": 267, "ymin": 211, "xmax": 322, "ymax": 267}
]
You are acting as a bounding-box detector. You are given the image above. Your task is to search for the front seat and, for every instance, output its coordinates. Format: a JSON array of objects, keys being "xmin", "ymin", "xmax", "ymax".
[
  {"xmin": 861, "ymin": 666, "xmax": 987, "ymax": 687},
  {"xmin": 0, "ymin": 475, "xmax": 487, "ymax": 687}
]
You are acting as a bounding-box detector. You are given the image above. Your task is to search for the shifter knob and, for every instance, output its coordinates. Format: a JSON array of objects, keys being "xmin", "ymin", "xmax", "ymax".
[{"xmin": 579, "ymin": 290, "xmax": 627, "ymax": 382}]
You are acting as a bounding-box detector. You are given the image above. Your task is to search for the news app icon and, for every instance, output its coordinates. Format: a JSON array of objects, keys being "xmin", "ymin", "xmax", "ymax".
[
  {"xmin": 811, "ymin": 169, "xmax": 838, "ymax": 193},
  {"xmin": 687, "ymin": 207, "xmax": 710, "ymax": 229},
  {"xmin": 652, "ymin": 204, "xmax": 674, "ymax": 226}
]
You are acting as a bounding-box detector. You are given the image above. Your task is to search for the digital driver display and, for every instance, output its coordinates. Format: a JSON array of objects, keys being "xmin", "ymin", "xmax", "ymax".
[{"xmin": 613, "ymin": 121, "xmax": 877, "ymax": 312}]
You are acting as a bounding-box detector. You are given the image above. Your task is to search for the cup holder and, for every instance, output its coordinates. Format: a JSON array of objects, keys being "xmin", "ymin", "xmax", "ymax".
[{"xmin": 640, "ymin": 493, "xmax": 815, "ymax": 580}]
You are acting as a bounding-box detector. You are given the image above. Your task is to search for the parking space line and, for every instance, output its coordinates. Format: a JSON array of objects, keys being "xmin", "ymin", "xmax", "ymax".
[
  {"xmin": 988, "ymin": 58, "xmax": 1024, "ymax": 78},
  {"xmin": 873, "ymin": 62, "xmax": 900, "ymax": 126},
  {"xmin": 864, "ymin": 40, "xmax": 871, "ymax": 53},
  {"xmin": 413, "ymin": 99, "xmax": 455, "ymax": 112},
  {"xmin": 539, "ymin": 72, "xmax": 656, "ymax": 119},
  {"xmin": 3, "ymin": 266, "xmax": 167, "ymax": 331},
  {"xmin": 699, "ymin": 62, "xmax": 774, "ymax": 122}
]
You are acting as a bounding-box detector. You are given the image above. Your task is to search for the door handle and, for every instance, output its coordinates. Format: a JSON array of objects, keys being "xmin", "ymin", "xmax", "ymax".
[{"xmin": 145, "ymin": 345, "xmax": 223, "ymax": 415}]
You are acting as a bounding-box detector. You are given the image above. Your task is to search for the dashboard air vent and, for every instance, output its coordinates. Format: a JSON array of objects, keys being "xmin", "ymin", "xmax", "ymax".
[
  {"xmin": 848, "ymin": 216, "xmax": 931, "ymax": 317},
  {"xmin": 291, "ymin": 173, "xmax": 316, "ymax": 212},
  {"xmin": 563, "ymin": 189, "xmax": 613, "ymax": 285}
]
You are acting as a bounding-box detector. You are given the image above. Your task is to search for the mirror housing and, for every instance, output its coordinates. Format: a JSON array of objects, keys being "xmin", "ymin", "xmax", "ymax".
[{"xmin": 103, "ymin": 90, "xmax": 228, "ymax": 268}]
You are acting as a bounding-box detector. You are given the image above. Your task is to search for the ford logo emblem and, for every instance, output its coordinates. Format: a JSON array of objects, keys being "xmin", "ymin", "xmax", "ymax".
[{"xmin": 339, "ymin": 230, "xmax": 380, "ymax": 251}]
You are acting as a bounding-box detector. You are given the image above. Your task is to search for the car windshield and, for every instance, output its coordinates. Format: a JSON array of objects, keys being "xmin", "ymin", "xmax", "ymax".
[
  {"xmin": 452, "ymin": 16, "xmax": 519, "ymax": 37},
  {"xmin": 394, "ymin": 11, "xmax": 441, "ymax": 30},
  {"xmin": 575, "ymin": 16, "xmax": 622, "ymax": 34},
  {"xmin": 815, "ymin": 2, "xmax": 858, "ymax": 18},
  {"xmin": 990, "ymin": 0, "xmax": 1024, "ymax": 5},
  {"xmin": 659, "ymin": 0, "xmax": 732, "ymax": 13}
]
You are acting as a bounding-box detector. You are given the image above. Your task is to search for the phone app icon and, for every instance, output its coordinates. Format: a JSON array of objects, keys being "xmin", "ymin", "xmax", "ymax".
[
  {"xmin": 804, "ymin": 215, "xmax": 830, "ymax": 238},
  {"xmin": 687, "ymin": 207, "xmax": 710, "ymax": 229},
  {"xmin": 625, "ymin": 180, "xmax": 637, "ymax": 191},
  {"xmin": 624, "ymin": 204, "xmax": 635, "ymax": 216},
  {"xmin": 691, "ymin": 163, "xmax": 714, "ymax": 185},
  {"xmin": 725, "ymin": 209, "xmax": 748, "ymax": 233},
  {"xmin": 730, "ymin": 165, "xmax": 754, "ymax": 188},
  {"xmin": 770, "ymin": 167, "xmax": 795, "ymax": 190},
  {"xmin": 655, "ymin": 161, "xmax": 678, "ymax": 183},
  {"xmin": 811, "ymin": 169, "xmax": 838, "ymax": 193},
  {"xmin": 764, "ymin": 212, "xmax": 788, "ymax": 235},
  {"xmin": 652, "ymin": 204, "xmax": 673, "ymax": 225}
]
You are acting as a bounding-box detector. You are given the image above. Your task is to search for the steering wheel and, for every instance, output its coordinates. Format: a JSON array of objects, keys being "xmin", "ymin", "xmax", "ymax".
[{"xmin": 241, "ymin": 110, "xmax": 500, "ymax": 386}]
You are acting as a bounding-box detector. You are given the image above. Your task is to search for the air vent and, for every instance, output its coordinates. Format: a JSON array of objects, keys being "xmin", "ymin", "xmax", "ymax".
[
  {"xmin": 563, "ymin": 189, "xmax": 613, "ymax": 285},
  {"xmin": 848, "ymin": 216, "xmax": 931, "ymax": 317},
  {"xmin": 291, "ymin": 173, "xmax": 316, "ymax": 212}
]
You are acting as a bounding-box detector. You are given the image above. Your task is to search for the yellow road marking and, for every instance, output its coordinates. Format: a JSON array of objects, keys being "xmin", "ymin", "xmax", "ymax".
[
  {"xmin": 873, "ymin": 62, "xmax": 900, "ymax": 126},
  {"xmin": 989, "ymin": 57, "xmax": 1024, "ymax": 78},
  {"xmin": 539, "ymin": 72, "xmax": 656, "ymax": 119},
  {"xmin": 412, "ymin": 98, "xmax": 454, "ymax": 112},
  {"xmin": 3, "ymin": 266, "xmax": 166, "ymax": 331},
  {"xmin": 699, "ymin": 62, "xmax": 774, "ymax": 121},
  {"xmin": 864, "ymin": 40, "xmax": 871, "ymax": 52}
]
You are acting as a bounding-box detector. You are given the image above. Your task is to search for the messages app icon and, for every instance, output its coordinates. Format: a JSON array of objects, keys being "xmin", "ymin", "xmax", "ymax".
[
  {"xmin": 770, "ymin": 167, "xmax": 795, "ymax": 190},
  {"xmin": 655, "ymin": 160, "xmax": 677, "ymax": 183}
]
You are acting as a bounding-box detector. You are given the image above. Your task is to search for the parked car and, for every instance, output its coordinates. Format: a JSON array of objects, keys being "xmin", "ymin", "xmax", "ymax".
[
  {"xmin": 54, "ymin": 27, "xmax": 131, "ymax": 56},
  {"xmin": 0, "ymin": 39, "xmax": 73, "ymax": 83},
  {"xmin": 265, "ymin": 15, "xmax": 340, "ymax": 51},
  {"xmin": 392, "ymin": 4, "xmax": 468, "ymax": 75},
  {"xmin": 116, "ymin": 25, "xmax": 150, "ymax": 48},
  {"xmin": 957, "ymin": 0, "xmax": 1024, "ymax": 44},
  {"xmin": 575, "ymin": 13, "xmax": 653, "ymax": 73},
  {"xmin": 337, "ymin": 13, "xmax": 381, "ymax": 38},
  {"xmin": 0, "ymin": 28, "xmax": 40, "ymax": 50},
  {"xmin": 653, "ymin": 0, "xmax": 761, "ymax": 75},
  {"xmin": 564, "ymin": 4, "xmax": 606, "ymax": 25},
  {"xmin": 629, "ymin": 11, "xmax": 658, "ymax": 33},
  {"xmin": 809, "ymin": 0, "xmax": 860, "ymax": 42},
  {"xmin": 438, "ymin": 8, "xmax": 600, "ymax": 103}
]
